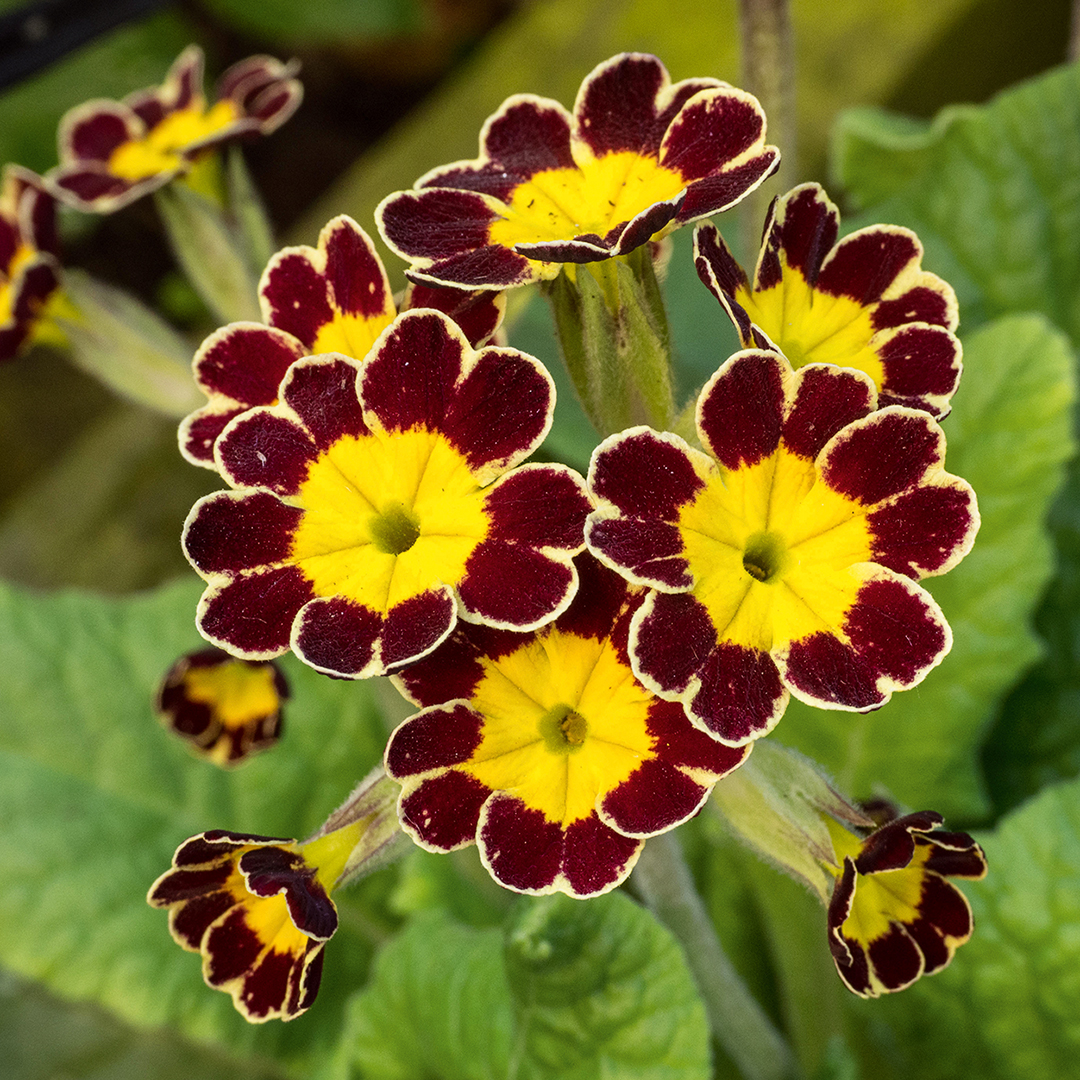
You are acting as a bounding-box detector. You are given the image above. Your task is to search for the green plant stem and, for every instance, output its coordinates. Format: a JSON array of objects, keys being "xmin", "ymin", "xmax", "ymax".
[
  {"xmin": 738, "ymin": 0, "xmax": 795, "ymax": 258},
  {"xmin": 633, "ymin": 831, "xmax": 800, "ymax": 1080}
]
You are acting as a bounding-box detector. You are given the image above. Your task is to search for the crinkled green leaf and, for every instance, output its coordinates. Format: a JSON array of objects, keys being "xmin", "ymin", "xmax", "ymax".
[
  {"xmin": 781, "ymin": 314, "xmax": 1076, "ymax": 819},
  {"xmin": 851, "ymin": 774, "xmax": 1080, "ymax": 1080},
  {"xmin": 0, "ymin": 576, "xmax": 391, "ymax": 1073},
  {"xmin": 833, "ymin": 61, "xmax": 1080, "ymax": 343},
  {"xmin": 344, "ymin": 892, "xmax": 711, "ymax": 1080}
]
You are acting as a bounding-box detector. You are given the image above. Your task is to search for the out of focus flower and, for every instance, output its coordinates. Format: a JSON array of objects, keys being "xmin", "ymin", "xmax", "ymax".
[
  {"xmin": 377, "ymin": 53, "xmax": 778, "ymax": 289},
  {"xmin": 0, "ymin": 165, "xmax": 61, "ymax": 362},
  {"xmin": 180, "ymin": 215, "xmax": 503, "ymax": 468},
  {"xmin": 156, "ymin": 646, "xmax": 288, "ymax": 766},
  {"xmin": 46, "ymin": 46, "xmax": 301, "ymax": 213},
  {"xmin": 694, "ymin": 183, "xmax": 961, "ymax": 417}
]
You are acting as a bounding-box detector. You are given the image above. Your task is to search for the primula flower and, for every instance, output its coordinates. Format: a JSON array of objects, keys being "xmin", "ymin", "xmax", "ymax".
[
  {"xmin": 0, "ymin": 165, "xmax": 61, "ymax": 362},
  {"xmin": 376, "ymin": 52, "xmax": 779, "ymax": 289},
  {"xmin": 694, "ymin": 183, "xmax": 962, "ymax": 417},
  {"xmin": 385, "ymin": 555, "xmax": 749, "ymax": 898},
  {"xmin": 183, "ymin": 309, "xmax": 591, "ymax": 679},
  {"xmin": 157, "ymin": 647, "xmax": 288, "ymax": 766},
  {"xmin": 586, "ymin": 349, "xmax": 978, "ymax": 746},
  {"xmin": 826, "ymin": 811, "xmax": 987, "ymax": 998},
  {"xmin": 148, "ymin": 819, "xmax": 363, "ymax": 1021},
  {"xmin": 45, "ymin": 45, "xmax": 301, "ymax": 213},
  {"xmin": 180, "ymin": 214, "xmax": 504, "ymax": 468}
]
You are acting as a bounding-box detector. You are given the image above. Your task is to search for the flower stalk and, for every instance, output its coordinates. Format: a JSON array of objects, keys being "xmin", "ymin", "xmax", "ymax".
[{"xmin": 633, "ymin": 830, "xmax": 799, "ymax": 1080}]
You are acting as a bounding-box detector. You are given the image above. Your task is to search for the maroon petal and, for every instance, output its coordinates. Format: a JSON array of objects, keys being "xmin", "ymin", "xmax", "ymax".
[
  {"xmin": 918, "ymin": 873, "xmax": 973, "ymax": 947},
  {"xmin": 385, "ymin": 703, "xmax": 485, "ymax": 778},
  {"xmin": 169, "ymin": 891, "xmax": 236, "ymax": 950},
  {"xmin": 697, "ymin": 350, "xmax": 787, "ymax": 469},
  {"xmin": 58, "ymin": 101, "xmax": 141, "ymax": 164},
  {"xmin": 586, "ymin": 514, "xmax": 690, "ymax": 590},
  {"xmin": 873, "ymin": 286, "xmax": 956, "ymax": 332},
  {"xmin": 291, "ymin": 597, "xmax": 383, "ymax": 678},
  {"xmin": 259, "ymin": 251, "xmax": 335, "ymax": 349},
  {"xmin": 782, "ymin": 364, "xmax": 876, "ymax": 461},
  {"xmin": 677, "ymin": 152, "xmax": 780, "ymax": 222},
  {"xmin": 192, "ymin": 323, "xmax": 305, "ymax": 404},
  {"xmin": 868, "ymin": 482, "xmax": 978, "ymax": 578},
  {"xmin": 183, "ymin": 490, "xmax": 302, "ymax": 575},
  {"xmin": 600, "ymin": 758, "xmax": 710, "ymax": 837},
  {"xmin": 377, "ymin": 187, "xmax": 500, "ymax": 263},
  {"xmin": 589, "ymin": 427, "xmax": 706, "ymax": 520},
  {"xmin": 573, "ymin": 53, "xmax": 672, "ymax": 158},
  {"xmin": 478, "ymin": 794, "xmax": 564, "ymax": 893},
  {"xmin": 686, "ymin": 641, "xmax": 788, "ymax": 744},
  {"xmin": 559, "ymin": 814, "xmax": 642, "ymax": 897},
  {"xmin": 819, "ymin": 409, "xmax": 945, "ymax": 506},
  {"xmin": 46, "ymin": 165, "xmax": 150, "ymax": 212},
  {"xmin": 381, "ymin": 588, "xmax": 457, "ymax": 670},
  {"xmin": 483, "ymin": 465, "xmax": 590, "ymax": 550},
  {"xmin": 630, "ymin": 591, "xmax": 717, "ymax": 696},
  {"xmin": 816, "ymin": 226, "xmax": 923, "ymax": 306},
  {"xmin": 359, "ymin": 310, "xmax": 464, "ymax": 432},
  {"xmin": 478, "ymin": 95, "xmax": 575, "ymax": 182},
  {"xmin": 763, "ymin": 184, "xmax": 839, "ymax": 285},
  {"xmin": 391, "ymin": 628, "xmax": 502, "ymax": 707},
  {"xmin": 457, "ymin": 540, "xmax": 576, "ymax": 629},
  {"xmin": 216, "ymin": 409, "xmax": 316, "ymax": 495},
  {"xmin": 874, "ymin": 324, "xmax": 962, "ymax": 414},
  {"xmin": 403, "ymin": 282, "xmax": 504, "ymax": 347},
  {"xmin": 866, "ymin": 924, "xmax": 924, "ymax": 992},
  {"xmin": 197, "ymin": 567, "xmax": 313, "ymax": 657},
  {"xmin": 441, "ymin": 349, "xmax": 555, "ymax": 475},
  {"xmin": 660, "ymin": 88, "xmax": 768, "ymax": 182},
  {"xmin": 693, "ymin": 222, "xmax": 754, "ymax": 342},
  {"xmin": 278, "ymin": 355, "xmax": 368, "ymax": 451},
  {"xmin": 399, "ymin": 770, "xmax": 492, "ymax": 850}
]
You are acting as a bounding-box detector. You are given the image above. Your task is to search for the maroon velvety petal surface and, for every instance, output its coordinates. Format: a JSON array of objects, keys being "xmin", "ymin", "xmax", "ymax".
[
  {"xmin": 359, "ymin": 310, "xmax": 464, "ymax": 432},
  {"xmin": 873, "ymin": 286, "xmax": 954, "ymax": 331},
  {"xmin": 322, "ymin": 216, "xmax": 393, "ymax": 319},
  {"xmin": 279, "ymin": 356, "xmax": 368, "ymax": 451},
  {"xmin": 586, "ymin": 515, "xmax": 690, "ymax": 590},
  {"xmin": 768, "ymin": 184, "xmax": 839, "ymax": 284},
  {"xmin": 392, "ymin": 627, "xmax": 498, "ymax": 707},
  {"xmin": 660, "ymin": 90, "xmax": 766, "ymax": 182},
  {"xmin": 647, "ymin": 697, "xmax": 752, "ymax": 774},
  {"xmin": 559, "ymin": 814, "xmax": 642, "ymax": 897},
  {"xmin": 198, "ymin": 567, "xmax": 313, "ymax": 656},
  {"xmin": 193, "ymin": 324, "xmax": 304, "ymax": 405},
  {"xmin": 875, "ymin": 324, "xmax": 962, "ymax": 404},
  {"xmin": 458, "ymin": 540, "xmax": 575, "ymax": 628},
  {"xmin": 819, "ymin": 410, "xmax": 943, "ymax": 506},
  {"xmin": 782, "ymin": 365, "xmax": 875, "ymax": 461},
  {"xmin": 50, "ymin": 167, "xmax": 140, "ymax": 208},
  {"xmin": 677, "ymin": 152, "xmax": 780, "ymax": 222},
  {"xmin": 782, "ymin": 632, "xmax": 885, "ymax": 710},
  {"xmin": 404, "ymin": 282, "xmax": 503, "ymax": 347},
  {"xmin": 291, "ymin": 597, "xmax": 382, "ymax": 678},
  {"xmin": 381, "ymin": 588, "xmax": 457, "ymax": 670},
  {"xmin": 855, "ymin": 818, "xmax": 918, "ymax": 873},
  {"xmin": 216, "ymin": 410, "xmax": 315, "ymax": 495},
  {"xmin": 574, "ymin": 54, "xmax": 670, "ymax": 158},
  {"xmin": 484, "ymin": 466, "xmax": 590, "ymax": 550},
  {"xmin": 601, "ymin": 758, "xmax": 709, "ymax": 837},
  {"xmin": 64, "ymin": 104, "xmax": 138, "ymax": 163},
  {"xmin": 918, "ymin": 873, "xmax": 973, "ymax": 944},
  {"xmin": 386, "ymin": 702, "xmax": 485, "ymax": 778},
  {"xmin": 698, "ymin": 351, "xmax": 786, "ymax": 469},
  {"xmin": 816, "ymin": 227, "xmax": 921, "ymax": 305},
  {"xmin": 400, "ymin": 771, "xmax": 492, "ymax": 850},
  {"xmin": 478, "ymin": 794, "xmax": 564, "ymax": 892},
  {"xmin": 589, "ymin": 428, "xmax": 704, "ymax": 520},
  {"xmin": 378, "ymin": 188, "xmax": 498, "ymax": 261},
  {"xmin": 203, "ymin": 907, "xmax": 262, "ymax": 985},
  {"xmin": 260, "ymin": 250, "xmax": 336, "ymax": 348},
  {"xmin": 169, "ymin": 891, "xmax": 236, "ymax": 950},
  {"xmin": 184, "ymin": 491, "xmax": 302, "ymax": 575},
  {"xmin": 482, "ymin": 97, "xmax": 575, "ymax": 180},
  {"xmin": 441, "ymin": 349, "xmax": 554, "ymax": 471},
  {"xmin": 866, "ymin": 924, "xmax": 923, "ymax": 991},
  {"xmin": 631, "ymin": 591, "xmax": 718, "ymax": 696},
  {"xmin": 687, "ymin": 642, "xmax": 787, "ymax": 744},
  {"xmin": 868, "ymin": 483, "xmax": 976, "ymax": 578}
]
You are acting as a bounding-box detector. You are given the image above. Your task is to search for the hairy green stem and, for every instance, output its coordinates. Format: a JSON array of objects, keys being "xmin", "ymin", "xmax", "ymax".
[{"xmin": 633, "ymin": 831, "xmax": 800, "ymax": 1080}]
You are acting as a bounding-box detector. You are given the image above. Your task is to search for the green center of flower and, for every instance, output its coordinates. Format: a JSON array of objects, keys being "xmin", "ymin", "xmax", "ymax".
[
  {"xmin": 368, "ymin": 500, "xmax": 421, "ymax": 555},
  {"xmin": 741, "ymin": 530, "xmax": 789, "ymax": 583},
  {"xmin": 538, "ymin": 703, "xmax": 589, "ymax": 754}
]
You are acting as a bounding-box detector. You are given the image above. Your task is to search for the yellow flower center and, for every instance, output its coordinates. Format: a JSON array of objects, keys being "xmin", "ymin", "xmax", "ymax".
[
  {"xmin": 108, "ymin": 99, "xmax": 241, "ymax": 182},
  {"xmin": 289, "ymin": 427, "xmax": 489, "ymax": 614},
  {"xmin": 677, "ymin": 447, "xmax": 872, "ymax": 650},
  {"xmin": 487, "ymin": 149, "xmax": 685, "ymax": 266},
  {"xmin": 183, "ymin": 660, "xmax": 279, "ymax": 726},
  {"xmin": 462, "ymin": 628, "xmax": 657, "ymax": 826},
  {"xmin": 311, "ymin": 309, "xmax": 395, "ymax": 360},
  {"xmin": 736, "ymin": 274, "xmax": 885, "ymax": 386}
]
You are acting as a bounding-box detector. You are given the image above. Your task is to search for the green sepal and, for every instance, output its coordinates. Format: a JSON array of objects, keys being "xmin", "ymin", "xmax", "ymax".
[{"xmin": 54, "ymin": 270, "xmax": 202, "ymax": 417}]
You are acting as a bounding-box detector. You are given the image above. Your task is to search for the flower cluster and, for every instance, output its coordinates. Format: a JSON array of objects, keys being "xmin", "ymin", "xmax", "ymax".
[
  {"xmin": 141, "ymin": 48, "xmax": 986, "ymax": 1022},
  {"xmin": 45, "ymin": 46, "xmax": 301, "ymax": 213}
]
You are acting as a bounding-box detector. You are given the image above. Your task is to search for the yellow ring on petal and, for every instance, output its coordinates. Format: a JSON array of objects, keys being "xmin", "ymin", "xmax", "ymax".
[
  {"xmin": 289, "ymin": 427, "xmax": 490, "ymax": 613},
  {"xmin": 488, "ymin": 150, "xmax": 685, "ymax": 250},
  {"xmin": 464, "ymin": 630, "xmax": 657, "ymax": 826}
]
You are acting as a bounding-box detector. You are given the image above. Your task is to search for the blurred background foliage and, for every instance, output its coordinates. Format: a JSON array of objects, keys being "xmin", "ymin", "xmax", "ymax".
[{"xmin": 1, "ymin": 1, "xmax": 1079, "ymax": 1078}]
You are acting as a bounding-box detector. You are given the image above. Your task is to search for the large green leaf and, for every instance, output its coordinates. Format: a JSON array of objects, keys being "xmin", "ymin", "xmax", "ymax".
[
  {"xmin": 0, "ymin": 576, "xmax": 393, "ymax": 1074},
  {"xmin": 780, "ymin": 314, "xmax": 1076, "ymax": 820},
  {"xmin": 850, "ymin": 774, "xmax": 1080, "ymax": 1080},
  {"xmin": 343, "ymin": 893, "xmax": 711, "ymax": 1080}
]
